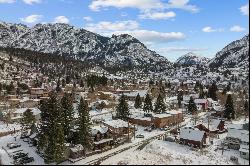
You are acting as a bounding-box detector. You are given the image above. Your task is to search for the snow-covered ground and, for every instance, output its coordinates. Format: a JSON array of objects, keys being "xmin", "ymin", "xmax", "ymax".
[
  {"xmin": 0, "ymin": 131, "xmax": 44, "ymax": 165},
  {"xmin": 0, "ymin": 122, "xmax": 21, "ymax": 133},
  {"xmin": 101, "ymin": 140, "xmax": 234, "ymax": 165}
]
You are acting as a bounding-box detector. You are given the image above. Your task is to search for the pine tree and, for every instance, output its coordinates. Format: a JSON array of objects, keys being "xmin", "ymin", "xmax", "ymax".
[
  {"xmin": 154, "ymin": 94, "xmax": 166, "ymax": 114},
  {"xmin": 177, "ymin": 91, "xmax": 183, "ymax": 108},
  {"xmin": 56, "ymin": 79, "xmax": 61, "ymax": 93},
  {"xmin": 199, "ymin": 84, "xmax": 205, "ymax": 99},
  {"xmin": 224, "ymin": 94, "xmax": 235, "ymax": 120},
  {"xmin": 134, "ymin": 93, "xmax": 142, "ymax": 109},
  {"xmin": 143, "ymin": 93, "xmax": 153, "ymax": 114},
  {"xmin": 38, "ymin": 92, "xmax": 65, "ymax": 164},
  {"xmin": 77, "ymin": 97, "xmax": 92, "ymax": 149},
  {"xmin": 21, "ymin": 109, "xmax": 35, "ymax": 131},
  {"xmin": 80, "ymin": 79, "xmax": 84, "ymax": 88},
  {"xmin": 53, "ymin": 124, "xmax": 65, "ymax": 164},
  {"xmin": 208, "ymin": 82, "xmax": 218, "ymax": 101},
  {"xmin": 116, "ymin": 94, "xmax": 130, "ymax": 120},
  {"xmin": 61, "ymin": 93, "xmax": 74, "ymax": 141},
  {"xmin": 188, "ymin": 97, "xmax": 197, "ymax": 114},
  {"xmin": 62, "ymin": 79, "xmax": 66, "ymax": 88}
]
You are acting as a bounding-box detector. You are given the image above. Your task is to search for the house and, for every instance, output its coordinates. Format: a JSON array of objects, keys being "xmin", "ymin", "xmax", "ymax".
[
  {"xmin": 69, "ymin": 144, "xmax": 85, "ymax": 159},
  {"xmin": 11, "ymin": 107, "xmax": 41, "ymax": 123},
  {"xmin": 180, "ymin": 127, "xmax": 207, "ymax": 148},
  {"xmin": 195, "ymin": 119, "xmax": 226, "ymax": 134},
  {"xmin": 91, "ymin": 126, "xmax": 113, "ymax": 151},
  {"xmin": 123, "ymin": 90, "xmax": 148, "ymax": 101},
  {"xmin": 194, "ymin": 99, "xmax": 208, "ymax": 110},
  {"xmin": 102, "ymin": 119, "xmax": 134, "ymax": 137},
  {"xmin": 30, "ymin": 88, "xmax": 44, "ymax": 98}
]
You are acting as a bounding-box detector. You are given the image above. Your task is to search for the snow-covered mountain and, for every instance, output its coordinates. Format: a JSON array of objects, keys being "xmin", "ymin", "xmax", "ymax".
[
  {"xmin": 208, "ymin": 35, "xmax": 249, "ymax": 69},
  {"xmin": 0, "ymin": 22, "xmax": 171, "ymax": 72},
  {"xmin": 175, "ymin": 52, "xmax": 210, "ymax": 65}
]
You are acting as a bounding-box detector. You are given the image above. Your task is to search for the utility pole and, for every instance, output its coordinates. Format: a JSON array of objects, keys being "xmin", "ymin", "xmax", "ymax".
[
  {"xmin": 221, "ymin": 142, "xmax": 224, "ymax": 155},
  {"xmin": 134, "ymin": 125, "xmax": 136, "ymax": 140},
  {"xmin": 127, "ymin": 119, "xmax": 130, "ymax": 143}
]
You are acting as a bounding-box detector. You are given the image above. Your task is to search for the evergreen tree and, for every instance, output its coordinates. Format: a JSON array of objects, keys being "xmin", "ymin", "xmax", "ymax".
[
  {"xmin": 143, "ymin": 93, "xmax": 153, "ymax": 114},
  {"xmin": 116, "ymin": 94, "xmax": 130, "ymax": 120},
  {"xmin": 61, "ymin": 93, "xmax": 74, "ymax": 141},
  {"xmin": 77, "ymin": 98, "xmax": 92, "ymax": 149},
  {"xmin": 53, "ymin": 124, "xmax": 65, "ymax": 164},
  {"xmin": 154, "ymin": 94, "xmax": 166, "ymax": 114},
  {"xmin": 38, "ymin": 92, "xmax": 65, "ymax": 164},
  {"xmin": 61, "ymin": 79, "xmax": 66, "ymax": 88},
  {"xmin": 177, "ymin": 91, "xmax": 183, "ymax": 108},
  {"xmin": 194, "ymin": 81, "xmax": 200, "ymax": 92},
  {"xmin": 244, "ymin": 100, "xmax": 249, "ymax": 113},
  {"xmin": 134, "ymin": 93, "xmax": 142, "ymax": 109},
  {"xmin": 199, "ymin": 84, "xmax": 205, "ymax": 99},
  {"xmin": 208, "ymin": 82, "xmax": 218, "ymax": 101},
  {"xmin": 21, "ymin": 109, "xmax": 35, "ymax": 131},
  {"xmin": 80, "ymin": 79, "xmax": 84, "ymax": 88},
  {"xmin": 224, "ymin": 94, "xmax": 235, "ymax": 120},
  {"xmin": 188, "ymin": 97, "xmax": 197, "ymax": 114},
  {"xmin": 56, "ymin": 79, "xmax": 61, "ymax": 93}
]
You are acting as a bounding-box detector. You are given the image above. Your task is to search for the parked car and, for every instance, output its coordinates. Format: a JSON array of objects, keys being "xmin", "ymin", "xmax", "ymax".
[
  {"xmin": 144, "ymin": 127, "xmax": 152, "ymax": 132},
  {"xmin": 164, "ymin": 126, "xmax": 170, "ymax": 131},
  {"xmin": 13, "ymin": 152, "xmax": 28, "ymax": 160},
  {"xmin": 7, "ymin": 143, "xmax": 21, "ymax": 149},
  {"xmin": 136, "ymin": 134, "xmax": 145, "ymax": 138},
  {"xmin": 15, "ymin": 156, "xmax": 34, "ymax": 165}
]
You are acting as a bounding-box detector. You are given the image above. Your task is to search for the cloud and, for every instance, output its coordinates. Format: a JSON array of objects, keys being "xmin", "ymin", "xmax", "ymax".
[
  {"xmin": 89, "ymin": 0, "xmax": 165, "ymax": 11},
  {"xmin": 230, "ymin": 25, "xmax": 246, "ymax": 32},
  {"xmin": 85, "ymin": 20, "xmax": 139, "ymax": 31},
  {"xmin": 53, "ymin": 16, "xmax": 70, "ymax": 24},
  {"xmin": 159, "ymin": 47, "xmax": 208, "ymax": 53},
  {"xmin": 202, "ymin": 26, "xmax": 224, "ymax": 33},
  {"xmin": 139, "ymin": 11, "xmax": 176, "ymax": 20},
  {"xmin": 22, "ymin": 0, "xmax": 41, "ymax": 5},
  {"xmin": 166, "ymin": 0, "xmax": 199, "ymax": 13},
  {"xmin": 0, "ymin": 0, "xmax": 15, "ymax": 3},
  {"xmin": 85, "ymin": 20, "xmax": 185, "ymax": 43},
  {"xmin": 114, "ymin": 30, "xmax": 185, "ymax": 43},
  {"xmin": 20, "ymin": 14, "xmax": 43, "ymax": 23},
  {"xmin": 240, "ymin": 3, "xmax": 249, "ymax": 16},
  {"xmin": 83, "ymin": 16, "xmax": 93, "ymax": 22}
]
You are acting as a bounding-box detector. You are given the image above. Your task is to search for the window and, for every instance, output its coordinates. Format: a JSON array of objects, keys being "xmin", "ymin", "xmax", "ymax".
[{"xmin": 241, "ymin": 152, "xmax": 246, "ymax": 155}]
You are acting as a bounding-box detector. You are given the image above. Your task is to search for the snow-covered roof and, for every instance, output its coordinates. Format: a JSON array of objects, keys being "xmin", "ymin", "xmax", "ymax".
[
  {"xmin": 153, "ymin": 113, "xmax": 172, "ymax": 118},
  {"xmin": 104, "ymin": 119, "xmax": 129, "ymax": 128},
  {"xmin": 91, "ymin": 126, "xmax": 109, "ymax": 135},
  {"xmin": 227, "ymin": 128, "xmax": 249, "ymax": 143},
  {"xmin": 123, "ymin": 90, "xmax": 148, "ymax": 98},
  {"xmin": 94, "ymin": 138, "xmax": 113, "ymax": 145},
  {"xmin": 70, "ymin": 144, "xmax": 84, "ymax": 152},
  {"xmin": 14, "ymin": 107, "xmax": 41, "ymax": 115},
  {"xmin": 194, "ymin": 99, "xmax": 208, "ymax": 104},
  {"xmin": 180, "ymin": 127, "xmax": 205, "ymax": 142}
]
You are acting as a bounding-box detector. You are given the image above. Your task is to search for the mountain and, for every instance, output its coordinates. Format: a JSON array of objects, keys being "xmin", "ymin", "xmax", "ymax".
[
  {"xmin": 175, "ymin": 52, "xmax": 210, "ymax": 66},
  {"xmin": 0, "ymin": 22, "xmax": 171, "ymax": 73},
  {"xmin": 208, "ymin": 35, "xmax": 249, "ymax": 69}
]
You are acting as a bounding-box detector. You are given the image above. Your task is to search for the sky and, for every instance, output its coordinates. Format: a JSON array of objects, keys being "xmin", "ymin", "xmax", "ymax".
[{"xmin": 0, "ymin": 0, "xmax": 249, "ymax": 62}]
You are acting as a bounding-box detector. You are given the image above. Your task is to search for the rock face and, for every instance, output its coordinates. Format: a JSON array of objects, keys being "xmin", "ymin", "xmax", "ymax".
[
  {"xmin": 208, "ymin": 35, "xmax": 249, "ymax": 69},
  {"xmin": 0, "ymin": 22, "xmax": 171, "ymax": 72},
  {"xmin": 175, "ymin": 52, "xmax": 210, "ymax": 66}
]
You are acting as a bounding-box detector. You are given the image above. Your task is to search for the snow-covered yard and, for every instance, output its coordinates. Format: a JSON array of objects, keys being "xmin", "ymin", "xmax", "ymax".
[{"xmin": 101, "ymin": 140, "xmax": 234, "ymax": 165}]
